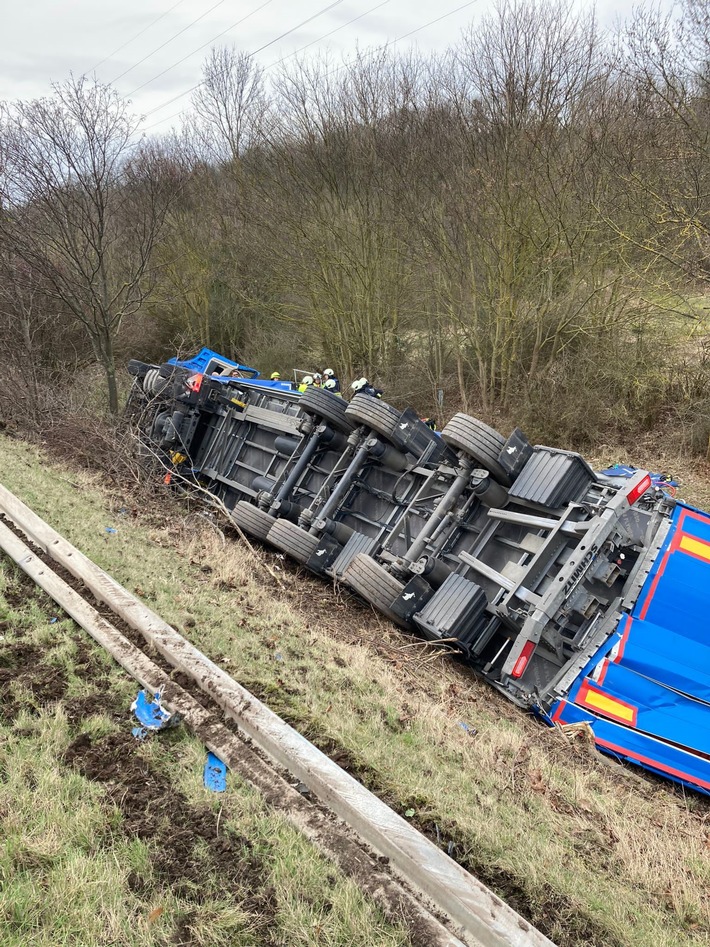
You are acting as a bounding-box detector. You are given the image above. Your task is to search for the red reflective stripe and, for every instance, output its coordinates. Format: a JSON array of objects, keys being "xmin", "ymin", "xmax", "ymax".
[
  {"xmin": 549, "ymin": 703, "xmax": 710, "ymax": 792},
  {"xmin": 596, "ymin": 658, "xmax": 610, "ymax": 685},
  {"xmin": 512, "ymin": 640, "xmax": 536, "ymax": 678}
]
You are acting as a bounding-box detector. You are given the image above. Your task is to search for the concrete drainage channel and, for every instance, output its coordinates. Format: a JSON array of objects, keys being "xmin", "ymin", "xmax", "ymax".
[{"xmin": 0, "ymin": 482, "xmax": 556, "ymax": 947}]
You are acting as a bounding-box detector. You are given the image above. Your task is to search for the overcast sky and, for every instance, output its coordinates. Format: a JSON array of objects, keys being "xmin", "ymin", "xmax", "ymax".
[{"xmin": 3, "ymin": 0, "xmax": 638, "ymax": 134}]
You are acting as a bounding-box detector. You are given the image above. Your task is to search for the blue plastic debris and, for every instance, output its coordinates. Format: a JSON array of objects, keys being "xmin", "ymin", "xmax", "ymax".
[
  {"xmin": 204, "ymin": 752, "xmax": 228, "ymax": 792},
  {"xmin": 457, "ymin": 721, "xmax": 477, "ymax": 736},
  {"xmin": 49, "ymin": 617, "xmax": 58, "ymax": 624},
  {"xmin": 105, "ymin": 526, "xmax": 117, "ymax": 534},
  {"xmin": 130, "ymin": 688, "xmax": 181, "ymax": 739}
]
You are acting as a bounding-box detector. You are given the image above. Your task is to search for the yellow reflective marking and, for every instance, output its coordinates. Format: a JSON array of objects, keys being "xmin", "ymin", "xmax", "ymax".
[
  {"xmin": 679, "ymin": 535, "xmax": 710, "ymax": 562},
  {"xmin": 581, "ymin": 689, "xmax": 636, "ymax": 723}
]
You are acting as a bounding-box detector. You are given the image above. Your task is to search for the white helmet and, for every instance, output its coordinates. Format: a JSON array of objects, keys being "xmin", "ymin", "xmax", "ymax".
[
  {"xmin": 323, "ymin": 368, "xmax": 335, "ymax": 378},
  {"xmin": 351, "ymin": 377, "xmax": 368, "ymax": 392},
  {"xmin": 323, "ymin": 378, "xmax": 337, "ymax": 391},
  {"xmin": 302, "ymin": 375, "xmax": 314, "ymax": 386}
]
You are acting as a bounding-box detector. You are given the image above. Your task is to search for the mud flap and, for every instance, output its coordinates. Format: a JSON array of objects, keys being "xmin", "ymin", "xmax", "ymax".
[
  {"xmin": 306, "ymin": 534, "xmax": 343, "ymax": 574},
  {"xmin": 390, "ymin": 575, "xmax": 434, "ymax": 624}
]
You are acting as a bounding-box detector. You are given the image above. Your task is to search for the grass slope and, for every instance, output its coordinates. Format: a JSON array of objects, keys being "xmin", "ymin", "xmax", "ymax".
[{"xmin": 1, "ymin": 433, "xmax": 709, "ymax": 947}]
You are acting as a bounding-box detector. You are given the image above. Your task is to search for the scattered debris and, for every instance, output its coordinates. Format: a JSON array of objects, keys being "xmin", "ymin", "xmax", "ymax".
[
  {"xmin": 204, "ymin": 752, "xmax": 228, "ymax": 792},
  {"xmin": 131, "ymin": 688, "xmax": 181, "ymax": 740},
  {"xmin": 599, "ymin": 463, "xmax": 679, "ymax": 494},
  {"xmin": 457, "ymin": 721, "xmax": 477, "ymax": 736}
]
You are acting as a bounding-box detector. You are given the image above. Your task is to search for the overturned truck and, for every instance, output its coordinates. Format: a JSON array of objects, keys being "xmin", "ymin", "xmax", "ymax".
[{"xmin": 127, "ymin": 350, "xmax": 710, "ymax": 796}]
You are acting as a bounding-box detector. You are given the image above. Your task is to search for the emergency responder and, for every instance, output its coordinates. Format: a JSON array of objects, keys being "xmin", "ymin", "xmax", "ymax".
[
  {"xmin": 322, "ymin": 368, "xmax": 340, "ymax": 392},
  {"xmin": 350, "ymin": 377, "xmax": 383, "ymax": 398},
  {"xmin": 298, "ymin": 375, "xmax": 314, "ymax": 393},
  {"xmin": 270, "ymin": 371, "xmax": 281, "ymax": 381},
  {"xmin": 421, "ymin": 417, "xmax": 437, "ymax": 431},
  {"xmin": 323, "ymin": 378, "xmax": 342, "ymax": 397},
  {"xmin": 313, "ymin": 373, "xmax": 323, "ymax": 387}
]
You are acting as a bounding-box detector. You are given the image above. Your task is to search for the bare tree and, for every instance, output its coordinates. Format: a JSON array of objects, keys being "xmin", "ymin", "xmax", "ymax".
[
  {"xmin": 400, "ymin": 0, "xmax": 634, "ymax": 414},
  {"xmin": 188, "ymin": 47, "xmax": 270, "ymax": 165},
  {"xmin": 610, "ymin": 2, "xmax": 710, "ymax": 288},
  {"xmin": 0, "ymin": 250, "xmax": 81, "ymax": 427},
  {"xmin": 262, "ymin": 52, "xmax": 422, "ymax": 382},
  {"xmin": 0, "ymin": 75, "xmax": 181, "ymax": 414}
]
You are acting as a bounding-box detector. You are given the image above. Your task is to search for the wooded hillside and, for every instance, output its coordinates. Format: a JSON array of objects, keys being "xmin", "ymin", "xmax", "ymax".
[{"xmin": 2, "ymin": 0, "xmax": 710, "ymax": 455}]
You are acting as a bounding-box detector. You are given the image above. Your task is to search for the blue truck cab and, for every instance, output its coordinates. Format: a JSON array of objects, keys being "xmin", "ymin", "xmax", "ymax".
[{"xmin": 167, "ymin": 347, "xmax": 294, "ymax": 391}]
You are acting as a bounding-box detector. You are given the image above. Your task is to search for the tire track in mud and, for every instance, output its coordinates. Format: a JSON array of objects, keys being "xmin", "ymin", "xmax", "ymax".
[
  {"xmin": 0, "ymin": 518, "xmax": 477, "ymax": 947},
  {"xmin": 0, "ymin": 584, "xmax": 282, "ymax": 944}
]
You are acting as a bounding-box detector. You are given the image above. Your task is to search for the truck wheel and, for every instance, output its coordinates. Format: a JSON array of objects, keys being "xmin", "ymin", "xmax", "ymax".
[
  {"xmin": 299, "ymin": 387, "xmax": 356, "ymax": 434},
  {"xmin": 344, "ymin": 394, "xmax": 401, "ymax": 441},
  {"xmin": 267, "ymin": 519, "xmax": 321, "ymax": 564},
  {"xmin": 441, "ymin": 414, "xmax": 512, "ymax": 486},
  {"xmin": 232, "ymin": 501, "xmax": 276, "ymax": 541},
  {"xmin": 150, "ymin": 410, "xmax": 170, "ymax": 442},
  {"xmin": 143, "ymin": 368, "xmax": 170, "ymax": 397},
  {"xmin": 342, "ymin": 553, "xmax": 406, "ymax": 626}
]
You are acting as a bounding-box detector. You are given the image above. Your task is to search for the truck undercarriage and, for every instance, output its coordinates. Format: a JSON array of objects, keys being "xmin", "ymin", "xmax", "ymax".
[{"xmin": 127, "ymin": 352, "xmax": 710, "ymax": 796}]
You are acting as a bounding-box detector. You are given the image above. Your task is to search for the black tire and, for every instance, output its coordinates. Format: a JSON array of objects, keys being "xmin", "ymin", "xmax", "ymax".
[
  {"xmin": 344, "ymin": 394, "xmax": 401, "ymax": 441},
  {"xmin": 299, "ymin": 387, "xmax": 355, "ymax": 434},
  {"xmin": 267, "ymin": 519, "xmax": 321, "ymax": 564},
  {"xmin": 232, "ymin": 501, "xmax": 277, "ymax": 541},
  {"xmin": 342, "ymin": 553, "xmax": 406, "ymax": 626},
  {"xmin": 441, "ymin": 414, "xmax": 512, "ymax": 486},
  {"xmin": 150, "ymin": 409, "xmax": 170, "ymax": 442}
]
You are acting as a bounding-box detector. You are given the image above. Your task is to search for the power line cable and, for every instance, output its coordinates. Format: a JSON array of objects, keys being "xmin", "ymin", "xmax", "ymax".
[
  {"xmin": 88, "ymin": 0, "xmax": 189, "ymax": 73},
  {"xmin": 140, "ymin": 0, "xmax": 348, "ymax": 116},
  {"xmin": 110, "ymin": 0, "xmax": 231, "ymax": 84},
  {"xmin": 322, "ymin": 0, "xmax": 477, "ymax": 79},
  {"xmin": 141, "ymin": 0, "xmax": 475, "ymax": 132},
  {"xmin": 264, "ymin": 0, "xmax": 392, "ymax": 71},
  {"xmin": 127, "ymin": 0, "xmax": 277, "ymax": 96}
]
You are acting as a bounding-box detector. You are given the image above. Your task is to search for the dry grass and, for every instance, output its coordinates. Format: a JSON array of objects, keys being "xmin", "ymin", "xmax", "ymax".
[
  {"xmin": 1, "ymin": 433, "xmax": 710, "ymax": 947},
  {"xmin": 0, "ymin": 554, "xmax": 410, "ymax": 946}
]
